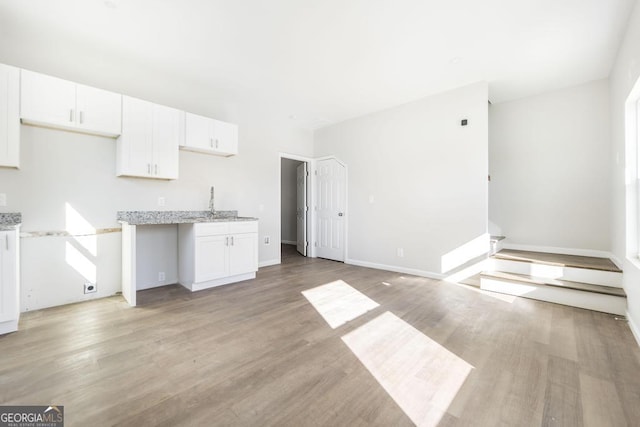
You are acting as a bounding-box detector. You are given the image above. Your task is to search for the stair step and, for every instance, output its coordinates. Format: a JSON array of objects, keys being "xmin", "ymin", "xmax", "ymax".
[
  {"xmin": 493, "ymin": 249, "xmax": 621, "ymax": 273},
  {"xmin": 459, "ymin": 274, "xmax": 482, "ymax": 288},
  {"xmin": 478, "ymin": 271, "xmax": 626, "ymax": 315},
  {"xmin": 480, "ymin": 271, "xmax": 626, "ymax": 297}
]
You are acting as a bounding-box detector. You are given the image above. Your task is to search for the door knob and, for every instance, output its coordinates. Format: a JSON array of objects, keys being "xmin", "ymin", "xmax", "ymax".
[{"xmin": 338, "ymin": 212, "xmax": 344, "ymax": 217}]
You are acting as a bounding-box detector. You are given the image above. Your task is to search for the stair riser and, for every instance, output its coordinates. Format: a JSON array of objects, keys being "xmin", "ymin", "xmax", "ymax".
[
  {"xmin": 480, "ymin": 278, "xmax": 626, "ymax": 315},
  {"xmin": 489, "ymin": 259, "xmax": 622, "ymax": 288},
  {"xmin": 489, "ymin": 240, "xmax": 504, "ymax": 255}
]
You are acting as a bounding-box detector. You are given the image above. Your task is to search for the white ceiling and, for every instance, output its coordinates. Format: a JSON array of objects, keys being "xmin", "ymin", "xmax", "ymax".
[{"xmin": 0, "ymin": 0, "xmax": 635, "ymax": 129}]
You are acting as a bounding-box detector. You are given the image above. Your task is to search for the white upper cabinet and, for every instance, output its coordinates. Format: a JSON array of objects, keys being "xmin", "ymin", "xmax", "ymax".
[
  {"xmin": 75, "ymin": 84, "xmax": 122, "ymax": 136},
  {"xmin": 0, "ymin": 64, "xmax": 20, "ymax": 168},
  {"xmin": 117, "ymin": 96, "xmax": 181, "ymax": 180},
  {"xmin": 20, "ymin": 69, "xmax": 122, "ymax": 137},
  {"xmin": 183, "ymin": 112, "xmax": 238, "ymax": 156}
]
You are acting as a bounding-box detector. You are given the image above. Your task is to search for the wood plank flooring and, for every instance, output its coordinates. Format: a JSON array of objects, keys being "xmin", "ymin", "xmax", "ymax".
[
  {"xmin": 494, "ymin": 249, "xmax": 622, "ymax": 272},
  {"xmin": 1, "ymin": 244, "xmax": 639, "ymax": 426}
]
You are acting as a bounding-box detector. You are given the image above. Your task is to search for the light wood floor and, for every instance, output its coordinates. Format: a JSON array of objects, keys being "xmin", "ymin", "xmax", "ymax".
[
  {"xmin": 494, "ymin": 249, "xmax": 622, "ymax": 272},
  {"xmin": 1, "ymin": 244, "xmax": 639, "ymax": 426}
]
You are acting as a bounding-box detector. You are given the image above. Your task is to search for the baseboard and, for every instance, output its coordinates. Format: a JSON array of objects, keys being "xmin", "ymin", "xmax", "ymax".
[
  {"xmin": 0, "ymin": 319, "xmax": 18, "ymax": 335},
  {"xmin": 610, "ymin": 254, "xmax": 625, "ymax": 270},
  {"xmin": 259, "ymin": 259, "xmax": 281, "ymax": 268},
  {"xmin": 502, "ymin": 243, "xmax": 616, "ymax": 260},
  {"xmin": 281, "ymin": 240, "xmax": 297, "ymax": 246},
  {"xmin": 627, "ymin": 310, "xmax": 640, "ymax": 348},
  {"xmin": 346, "ymin": 258, "xmax": 444, "ymax": 280}
]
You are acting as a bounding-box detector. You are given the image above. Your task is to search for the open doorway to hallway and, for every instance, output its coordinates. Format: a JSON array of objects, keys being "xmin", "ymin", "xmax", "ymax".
[{"xmin": 281, "ymin": 157, "xmax": 309, "ymax": 258}]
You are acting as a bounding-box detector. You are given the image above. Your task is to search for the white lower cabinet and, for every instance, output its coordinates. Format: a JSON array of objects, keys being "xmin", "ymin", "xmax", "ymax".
[
  {"xmin": 0, "ymin": 229, "xmax": 19, "ymax": 335},
  {"xmin": 179, "ymin": 221, "xmax": 258, "ymax": 291}
]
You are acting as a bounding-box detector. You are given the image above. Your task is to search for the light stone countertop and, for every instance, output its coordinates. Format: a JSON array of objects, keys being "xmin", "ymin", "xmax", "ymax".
[
  {"xmin": 0, "ymin": 213, "xmax": 21, "ymax": 230},
  {"xmin": 117, "ymin": 210, "xmax": 258, "ymax": 225}
]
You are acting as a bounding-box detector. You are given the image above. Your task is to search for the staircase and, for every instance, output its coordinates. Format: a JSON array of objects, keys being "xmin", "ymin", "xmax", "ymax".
[{"xmin": 469, "ymin": 249, "xmax": 626, "ymax": 315}]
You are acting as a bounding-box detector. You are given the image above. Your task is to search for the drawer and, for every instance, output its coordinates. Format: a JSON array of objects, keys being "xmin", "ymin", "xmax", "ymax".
[
  {"xmin": 194, "ymin": 222, "xmax": 229, "ymax": 236},
  {"xmin": 229, "ymin": 221, "xmax": 258, "ymax": 234}
]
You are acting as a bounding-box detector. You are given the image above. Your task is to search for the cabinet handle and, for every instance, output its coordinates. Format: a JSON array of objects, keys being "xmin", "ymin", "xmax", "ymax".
[
  {"xmin": 225, "ymin": 237, "xmax": 229, "ymax": 246},
  {"xmin": 69, "ymin": 109, "xmax": 74, "ymax": 122},
  {"xmin": 79, "ymin": 111, "xmax": 84, "ymax": 124},
  {"xmin": 231, "ymin": 236, "xmax": 234, "ymax": 246},
  {"xmin": 147, "ymin": 164, "xmax": 151, "ymax": 174},
  {"xmin": 5, "ymin": 235, "xmax": 8, "ymax": 250},
  {"xmin": 155, "ymin": 164, "xmax": 158, "ymax": 175},
  {"xmin": 215, "ymin": 139, "xmax": 219, "ymax": 149},
  {"xmin": 210, "ymin": 137, "xmax": 214, "ymax": 148}
]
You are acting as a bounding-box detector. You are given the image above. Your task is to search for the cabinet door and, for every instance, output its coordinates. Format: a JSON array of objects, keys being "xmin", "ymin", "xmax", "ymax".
[
  {"xmin": 20, "ymin": 70, "xmax": 76, "ymax": 128},
  {"xmin": 212, "ymin": 119, "xmax": 238, "ymax": 155},
  {"xmin": 229, "ymin": 233, "xmax": 257, "ymax": 276},
  {"xmin": 76, "ymin": 84, "xmax": 122, "ymax": 136},
  {"xmin": 0, "ymin": 64, "xmax": 19, "ymax": 168},
  {"xmin": 117, "ymin": 96, "xmax": 153, "ymax": 177},
  {"xmin": 151, "ymin": 104, "xmax": 180, "ymax": 179},
  {"xmin": 0, "ymin": 231, "xmax": 18, "ymax": 323},
  {"xmin": 185, "ymin": 112, "xmax": 213, "ymax": 150},
  {"xmin": 195, "ymin": 235, "xmax": 229, "ymax": 282}
]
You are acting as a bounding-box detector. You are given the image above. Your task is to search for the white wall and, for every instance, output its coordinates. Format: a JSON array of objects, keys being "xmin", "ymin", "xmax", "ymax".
[
  {"xmin": 489, "ymin": 79, "xmax": 611, "ymax": 252},
  {"xmin": 280, "ymin": 158, "xmax": 301, "ymax": 243},
  {"xmin": 0, "ymin": 74, "xmax": 313, "ymax": 311},
  {"xmin": 610, "ymin": 0, "xmax": 640, "ymax": 342},
  {"xmin": 314, "ymin": 82, "xmax": 489, "ymax": 276}
]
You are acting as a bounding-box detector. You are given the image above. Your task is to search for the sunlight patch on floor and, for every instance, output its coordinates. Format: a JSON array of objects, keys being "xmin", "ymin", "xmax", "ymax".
[
  {"xmin": 342, "ymin": 311, "xmax": 473, "ymax": 426},
  {"xmin": 302, "ymin": 280, "xmax": 379, "ymax": 329}
]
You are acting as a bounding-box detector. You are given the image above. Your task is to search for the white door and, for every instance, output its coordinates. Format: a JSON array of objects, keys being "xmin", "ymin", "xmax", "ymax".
[
  {"xmin": 296, "ymin": 163, "xmax": 307, "ymax": 256},
  {"xmin": 0, "ymin": 64, "xmax": 19, "ymax": 168},
  {"xmin": 0, "ymin": 231, "xmax": 18, "ymax": 322},
  {"xmin": 195, "ymin": 235, "xmax": 229, "ymax": 282},
  {"xmin": 316, "ymin": 158, "xmax": 346, "ymax": 261},
  {"xmin": 152, "ymin": 104, "xmax": 180, "ymax": 179},
  {"xmin": 229, "ymin": 233, "xmax": 258, "ymax": 275},
  {"xmin": 20, "ymin": 69, "xmax": 76, "ymax": 128},
  {"xmin": 118, "ymin": 96, "xmax": 154, "ymax": 177},
  {"xmin": 185, "ymin": 112, "xmax": 213, "ymax": 150},
  {"xmin": 212, "ymin": 119, "xmax": 238, "ymax": 155},
  {"xmin": 75, "ymin": 84, "xmax": 122, "ymax": 136}
]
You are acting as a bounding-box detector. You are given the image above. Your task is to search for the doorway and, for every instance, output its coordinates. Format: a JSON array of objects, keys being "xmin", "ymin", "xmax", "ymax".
[{"xmin": 281, "ymin": 157, "xmax": 309, "ymax": 258}]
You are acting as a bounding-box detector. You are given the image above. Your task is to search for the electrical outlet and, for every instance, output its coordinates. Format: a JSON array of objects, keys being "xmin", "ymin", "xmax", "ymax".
[
  {"xmin": 264, "ymin": 236, "xmax": 270, "ymax": 245},
  {"xmin": 84, "ymin": 282, "xmax": 97, "ymax": 294},
  {"xmin": 158, "ymin": 272, "xmax": 165, "ymax": 281},
  {"xmin": 158, "ymin": 197, "xmax": 165, "ymax": 207},
  {"xmin": 397, "ymin": 248, "xmax": 404, "ymax": 258},
  {"xmin": 0, "ymin": 193, "xmax": 6, "ymax": 207}
]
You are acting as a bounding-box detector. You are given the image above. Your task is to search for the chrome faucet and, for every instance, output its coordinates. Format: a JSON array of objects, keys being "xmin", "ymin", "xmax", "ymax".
[{"xmin": 209, "ymin": 186, "xmax": 215, "ymax": 214}]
